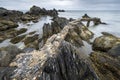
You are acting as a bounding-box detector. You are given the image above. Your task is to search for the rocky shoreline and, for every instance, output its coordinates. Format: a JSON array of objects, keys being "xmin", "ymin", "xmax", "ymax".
[{"xmin": 0, "ymin": 6, "xmax": 120, "ymax": 80}]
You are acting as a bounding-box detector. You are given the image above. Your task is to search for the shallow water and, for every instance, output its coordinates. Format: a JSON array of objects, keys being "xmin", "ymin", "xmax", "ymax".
[
  {"xmin": 0, "ymin": 16, "xmax": 52, "ymax": 48},
  {"xmin": 59, "ymin": 10, "xmax": 120, "ymax": 37}
]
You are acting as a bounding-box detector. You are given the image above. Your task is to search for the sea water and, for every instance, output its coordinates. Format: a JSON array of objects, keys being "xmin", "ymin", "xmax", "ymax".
[{"xmin": 59, "ymin": 10, "xmax": 120, "ymax": 37}]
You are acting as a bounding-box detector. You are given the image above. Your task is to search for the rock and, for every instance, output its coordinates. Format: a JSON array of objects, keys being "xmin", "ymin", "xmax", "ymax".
[
  {"xmin": 58, "ymin": 9, "xmax": 65, "ymax": 12},
  {"xmin": 90, "ymin": 51, "xmax": 120, "ymax": 80},
  {"xmin": 9, "ymin": 19, "xmax": 97, "ymax": 79},
  {"xmin": 0, "ymin": 45, "xmax": 22, "ymax": 67},
  {"xmin": 93, "ymin": 33, "xmax": 120, "ymax": 52},
  {"xmin": 108, "ymin": 44, "xmax": 120, "ymax": 57},
  {"xmin": 22, "ymin": 47, "xmax": 35, "ymax": 53},
  {"xmin": 39, "ymin": 17, "xmax": 70, "ymax": 48},
  {"xmin": 10, "ymin": 35, "xmax": 26, "ymax": 44},
  {"xmin": 69, "ymin": 18, "xmax": 75, "ymax": 21},
  {"xmin": 27, "ymin": 5, "xmax": 42, "ymax": 15},
  {"xmin": 0, "ymin": 20, "xmax": 18, "ymax": 31},
  {"xmin": 26, "ymin": 40, "xmax": 39, "ymax": 50},
  {"xmin": 16, "ymin": 28, "xmax": 27, "ymax": 35},
  {"xmin": 23, "ymin": 34, "xmax": 39, "ymax": 45},
  {"xmin": 21, "ymin": 14, "xmax": 39, "ymax": 23},
  {"xmin": 82, "ymin": 14, "xmax": 90, "ymax": 18},
  {"xmin": 26, "ymin": 5, "xmax": 58, "ymax": 17},
  {"xmin": 0, "ymin": 33, "xmax": 6, "ymax": 43},
  {"xmin": 0, "ymin": 7, "xmax": 23, "ymax": 22},
  {"xmin": 28, "ymin": 31, "xmax": 36, "ymax": 35},
  {"xmin": 0, "ymin": 67, "xmax": 15, "ymax": 80}
]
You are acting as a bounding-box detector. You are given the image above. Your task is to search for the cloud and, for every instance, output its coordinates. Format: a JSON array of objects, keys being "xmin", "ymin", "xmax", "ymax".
[{"xmin": 0, "ymin": 0, "xmax": 120, "ymax": 10}]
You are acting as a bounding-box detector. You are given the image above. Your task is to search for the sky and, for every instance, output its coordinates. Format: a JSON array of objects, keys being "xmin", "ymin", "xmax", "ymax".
[{"xmin": 0, "ymin": 0, "xmax": 120, "ymax": 10}]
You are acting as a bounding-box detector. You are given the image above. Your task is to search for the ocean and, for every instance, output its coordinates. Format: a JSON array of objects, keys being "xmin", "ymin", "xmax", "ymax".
[{"xmin": 59, "ymin": 10, "xmax": 120, "ymax": 38}]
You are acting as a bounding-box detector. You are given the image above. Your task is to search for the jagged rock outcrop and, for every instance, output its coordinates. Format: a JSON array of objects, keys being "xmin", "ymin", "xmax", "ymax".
[
  {"xmin": 7, "ymin": 19, "xmax": 95, "ymax": 80},
  {"xmin": 81, "ymin": 14, "xmax": 107, "ymax": 27},
  {"xmin": 90, "ymin": 51, "xmax": 120, "ymax": 80},
  {"xmin": 26, "ymin": 5, "xmax": 58, "ymax": 17},
  {"xmin": 90, "ymin": 32, "xmax": 120, "ymax": 80},
  {"xmin": 93, "ymin": 32, "xmax": 120, "ymax": 52},
  {"xmin": 0, "ymin": 7, "xmax": 23, "ymax": 22},
  {"xmin": 39, "ymin": 17, "xmax": 69, "ymax": 48}
]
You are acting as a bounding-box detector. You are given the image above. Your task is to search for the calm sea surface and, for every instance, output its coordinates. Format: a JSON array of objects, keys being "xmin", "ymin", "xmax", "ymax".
[{"xmin": 59, "ymin": 10, "xmax": 120, "ymax": 37}]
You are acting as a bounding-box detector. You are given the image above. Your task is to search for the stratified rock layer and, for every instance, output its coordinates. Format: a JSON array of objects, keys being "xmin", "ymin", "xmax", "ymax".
[{"xmin": 90, "ymin": 33, "xmax": 120, "ymax": 80}]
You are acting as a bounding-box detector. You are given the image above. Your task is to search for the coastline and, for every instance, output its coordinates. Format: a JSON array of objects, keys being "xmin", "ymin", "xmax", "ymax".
[{"xmin": 0, "ymin": 6, "xmax": 120, "ymax": 80}]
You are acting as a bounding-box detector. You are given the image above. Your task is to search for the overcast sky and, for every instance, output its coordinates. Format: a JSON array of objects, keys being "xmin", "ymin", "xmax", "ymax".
[{"xmin": 0, "ymin": 0, "xmax": 120, "ymax": 10}]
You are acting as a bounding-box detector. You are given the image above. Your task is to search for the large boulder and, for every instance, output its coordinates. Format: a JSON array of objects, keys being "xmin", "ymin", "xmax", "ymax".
[{"xmin": 93, "ymin": 32, "xmax": 120, "ymax": 52}]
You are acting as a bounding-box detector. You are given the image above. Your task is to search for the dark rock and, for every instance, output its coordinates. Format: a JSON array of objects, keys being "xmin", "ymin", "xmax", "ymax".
[
  {"xmin": 27, "ymin": 5, "xmax": 42, "ymax": 15},
  {"xmin": 21, "ymin": 14, "xmax": 38, "ymax": 22},
  {"xmin": 39, "ymin": 17, "xmax": 69, "ymax": 48},
  {"xmin": 0, "ymin": 7, "xmax": 23, "ymax": 22},
  {"xmin": 90, "ymin": 51, "xmax": 120, "ymax": 80},
  {"xmin": 58, "ymin": 9, "xmax": 65, "ymax": 12},
  {"xmin": 28, "ymin": 31, "xmax": 36, "ymax": 35},
  {"xmin": 0, "ymin": 20, "xmax": 18, "ymax": 31},
  {"xmin": 82, "ymin": 14, "xmax": 90, "ymax": 18},
  {"xmin": 108, "ymin": 44, "xmax": 120, "ymax": 57},
  {"xmin": 23, "ymin": 34, "xmax": 39, "ymax": 45},
  {"xmin": 0, "ymin": 45, "xmax": 22, "ymax": 67},
  {"xmin": 26, "ymin": 5, "xmax": 58, "ymax": 17},
  {"xmin": 10, "ymin": 35, "xmax": 26, "ymax": 44},
  {"xmin": 16, "ymin": 28, "xmax": 27, "ymax": 35},
  {"xmin": 0, "ymin": 67, "xmax": 15, "ymax": 80},
  {"xmin": 22, "ymin": 47, "xmax": 35, "ymax": 53},
  {"xmin": 69, "ymin": 18, "xmax": 75, "ymax": 21}
]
